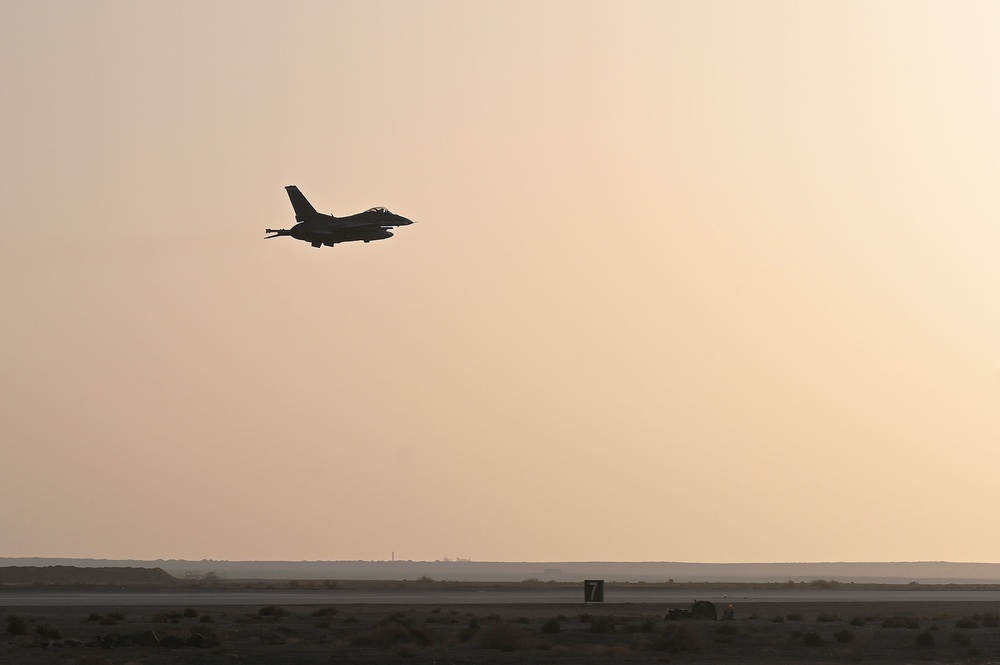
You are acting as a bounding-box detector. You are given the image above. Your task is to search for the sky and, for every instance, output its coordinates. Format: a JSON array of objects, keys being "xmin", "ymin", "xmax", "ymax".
[{"xmin": 2, "ymin": 0, "xmax": 1000, "ymax": 564}]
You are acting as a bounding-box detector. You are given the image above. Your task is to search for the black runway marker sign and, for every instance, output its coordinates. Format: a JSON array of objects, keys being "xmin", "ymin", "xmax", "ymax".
[{"xmin": 584, "ymin": 579, "xmax": 604, "ymax": 603}]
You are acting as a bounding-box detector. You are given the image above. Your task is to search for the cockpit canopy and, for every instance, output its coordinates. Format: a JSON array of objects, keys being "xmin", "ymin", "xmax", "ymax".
[{"xmin": 365, "ymin": 206, "xmax": 391, "ymax": 214}]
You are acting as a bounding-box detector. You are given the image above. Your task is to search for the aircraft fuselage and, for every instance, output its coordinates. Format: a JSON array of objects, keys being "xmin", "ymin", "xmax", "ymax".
[
  {"xmin": 290, "ymin": 217, "xmax": 396, "ymax": 247},
  {"xmin": 265, "ymin": 186, "xmax": 413, "ymax": 248}
]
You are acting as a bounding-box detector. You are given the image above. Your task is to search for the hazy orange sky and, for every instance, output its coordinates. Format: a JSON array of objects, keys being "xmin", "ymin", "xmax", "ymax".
[{"xmin": 3, "ymin": 0, "xmax": 1000, "ymax": 563}]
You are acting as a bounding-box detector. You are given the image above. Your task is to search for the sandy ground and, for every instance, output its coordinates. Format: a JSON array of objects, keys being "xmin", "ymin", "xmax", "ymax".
[{"xmin": 5, "ymin": 600, "xmax": 1000, "ymax": 664}]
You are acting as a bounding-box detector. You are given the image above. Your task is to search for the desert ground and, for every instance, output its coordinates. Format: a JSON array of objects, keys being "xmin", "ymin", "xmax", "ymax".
[{"xmin": 5, "ymin": 598, "xmax": 1000, "ymax": 664}]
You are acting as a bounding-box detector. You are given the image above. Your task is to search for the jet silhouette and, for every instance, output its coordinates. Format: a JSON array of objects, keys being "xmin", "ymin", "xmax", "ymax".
[{"xmin": 265, "ymin": 185, "xmax": 413, "ymax": 248}]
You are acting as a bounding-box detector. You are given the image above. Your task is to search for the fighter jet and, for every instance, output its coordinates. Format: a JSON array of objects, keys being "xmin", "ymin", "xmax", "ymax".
[{"xmin": 265, "ymin": 185, "xmax": 413, "ymax": 248}]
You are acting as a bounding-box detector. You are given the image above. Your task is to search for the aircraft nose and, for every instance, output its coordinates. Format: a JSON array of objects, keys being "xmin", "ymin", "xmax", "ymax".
[{"xmin": 399, "ymin": 217, "xmax": 414, "ymax": 226}]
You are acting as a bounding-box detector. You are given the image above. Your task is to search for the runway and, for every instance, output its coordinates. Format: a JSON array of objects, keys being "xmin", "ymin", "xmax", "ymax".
[{"xmin": 5, "ymin": 587, "xmax": 1000, "ymax": 607}]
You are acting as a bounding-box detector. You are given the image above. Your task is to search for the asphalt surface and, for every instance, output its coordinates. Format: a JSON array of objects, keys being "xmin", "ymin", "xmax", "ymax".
[{"xmin": 5, "ymin": 587, "xmax": 1000, "ymax": 607}]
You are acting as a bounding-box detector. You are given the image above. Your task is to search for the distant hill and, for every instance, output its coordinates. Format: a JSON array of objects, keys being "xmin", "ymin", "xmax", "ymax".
[
  {"xmin": 0, "ymin": 566, "xmax": 177, "ymax": 587},
  {"xmin": 3, "ymin": 559, "xmax": 1000, "ymax": 584}
]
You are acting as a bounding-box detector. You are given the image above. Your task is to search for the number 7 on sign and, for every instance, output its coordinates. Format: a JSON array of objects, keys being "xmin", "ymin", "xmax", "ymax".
[{"xmin": 584, "ymin": 579, "xmax": 604, "ymax": 603}]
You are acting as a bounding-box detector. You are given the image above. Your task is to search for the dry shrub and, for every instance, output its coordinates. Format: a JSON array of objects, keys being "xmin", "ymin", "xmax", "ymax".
[
  {"xmin": 425, "ymin": 614, "xmax": 458, "ymax": 624},
  {"xmin": 881, "ymin": 616, "xmax": 920, "ymax": 629},
  {"xmin": 459, "ymin": 618, "xmax": 479, "ymax": 642},
  {"xmin": 153, "ymin": 611, "xmax": 183, "ymax": 623},
  {"xmin": 653, "ymin": 624, "xmax": 703, "ymax": 653},
  {"xmin": 478, "ymin": 622, "xmax": 528, "ymax": 651},
  {"xmin": 256, "ymin": 606, "xmax": 289, "ymax": 620},
  {"xmin": 100, "ymin": 612, "xmax": 122, "ymax": 626},
  {"xmin": 35, "ymin": 624, "xmax": 61, "ymax": 639},
  {"xmin": 590, "ymin": 617, "xmax": 615, "ymax": 633},
  {"xmin": 541, "ymin": 618, "xmax": 560, "ymax": 634},
  {"xmin": 350, "ymin": 621, "xmax": 433, "ymax": 648},
  {"xmin": 833, "ymin": 628, "xmax": 855, "ymax": 643},
  {"xmin": 6, "ymin": 615, "xmax": 28, "ymax": 636}
]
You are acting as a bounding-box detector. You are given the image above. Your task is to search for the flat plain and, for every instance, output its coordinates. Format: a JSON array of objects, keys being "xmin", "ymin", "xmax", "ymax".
[{"xmin": 5, "ymin": 598, "xmax": 1000, "ymax": 664}]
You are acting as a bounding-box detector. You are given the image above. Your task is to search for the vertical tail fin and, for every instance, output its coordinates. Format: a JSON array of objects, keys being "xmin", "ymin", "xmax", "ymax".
[{"xmin": 285, "ymin": 185, "xmax": 320, "ymax": 222}]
